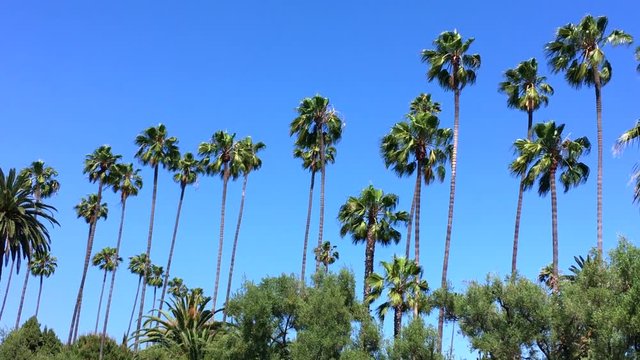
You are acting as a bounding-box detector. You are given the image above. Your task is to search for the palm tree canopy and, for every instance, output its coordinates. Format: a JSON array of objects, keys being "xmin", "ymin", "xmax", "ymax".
[
  {"xmin": 173, "ymin": 152, "xmax": 202, "ymax": 188},
  {"xmin": 135, "ymin": 124, "xmax": 180, "ymax": 170},
  {"xmin": 235, "ymin": 137, "xmax": 266, "ymax": 176},
  {"xmin": 74, "ymin": 194, "xmax": 108, "ymax": 224},
  {"xmin": 338, "ymin": 185, "xmax": 409, "ymax": 246},
  {"xmin": 290, "ymin": 95, "xmax": 343, "ymax": 161},
  {"xmin": 0, "ymin": 168, "xmax": 58, "ymax": 274},
  {"xmin": 168, "ymin": 277, "xmax": 188, "ymax": 298},
  {"xmin": 314, "ymin": 241, "xmax": 339, "ymax": 268},
  {"xmin": 421, "ymin": 30, "xmax": 481, "ymax": 91},
  {"xmin": 29, "ymin": 251, "xmax": 57, "ymax": 278},
  {"xmin": 147, "ymin": 264, "xmax": 164, "ymax": 288},
  {"xmin": 19, "ymin": 161, "xmax": 60, "ymax": 200},
  {"xmin": 381, "ymin": 112, "xmax": 452, "ymax": 182},
  {"xmin": 545, "ymin": 15, "xmax": 633, "ymax": 88},
  {"xmin": 92, "ymin": 247, "xmax": 122, "ymax": 272},
  {"xmin": 128, "ymin": 253, "xmax": 150, "ymax": 276},
  {"xmin": 510, "ymin": 121, "xmax": 591, "ymax": 195},
  {"xmin": 615, "ymin": 120, "xmax": 640, "ymax": 203},
  {"xmin": 498, "ymin": 58, "xmax": 554, "ymax": 112},
  {"xmin": 198, "ymin": 131, "xmax": 242, "ymax": 180},
  {"xmin": 293, "ymin": 142, "xmax": 336, "ymax": 173},
  {"xmin": 111, "ymin": 163, "xmax": 143, "ymax": 203},
  {"xmin": 83, "ymin": 145, "xmax": 121, "ymax": 184},
  {"xmin": 409, "ymin": 93, "xmax": 442, "ymax": 116}
]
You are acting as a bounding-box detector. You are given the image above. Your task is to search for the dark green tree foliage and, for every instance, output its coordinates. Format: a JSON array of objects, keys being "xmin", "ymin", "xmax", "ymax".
[
  {"xmin": 387, "ymin": 318, "xmax": 442, "ymax": 360},
  {"xmin": 0, "ymin": 317, "xmax": 62, "ymax": 360},
  {"xmin": 70, "ymin": 334, "xmax": 131, "ymax": 360}
]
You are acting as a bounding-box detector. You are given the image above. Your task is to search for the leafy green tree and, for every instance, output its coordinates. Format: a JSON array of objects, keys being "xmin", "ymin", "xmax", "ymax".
[
  {"xmin": 615, "ymin": 120, "xmax": 640, "ymax": 203},
  {"xmin": 290, "ymin": 95, "xmax": 344, "ymax": 272},
  {"xmin": 70, "ymin": 334, "xmax": 131, "ymax": 360},
  {"xmin": 126, "ymin": 253, "xmax": 149, "ymax": 339},
  {"xmin": 338, "ymin": 185, "xmax": 409, "ymax": 301},
  {"xmin": 0, "ymin": 317, "xmax": 62, "ymax": 360},
  {"xmin": 545, "ymin": 15, "xmax": 633, "ymax": 256},
  {"xmin": 69, "ymin": 145, "xmax": 120, "ymax": 343},
  {"xmin": 510, "ymin": 121, "xmax": 590, "ymax": 291},
  {"xmin": 134, "ymin": 124, "xmax": 180, "ymax": 350},
  {"xmin": 387, "ymin": 318, "xmax": 442, "ymax": 360},
  {"xmin": 421, "ymin": 30, "xmax": 481, "ymax": 350},
  {"xmin": 91, "ymin": 247, "xmax": 122, "ymax": 333},
  {"xmin": 498, "ymin": 58, "xmax": 554, "ymax": 276},
  {"xmin": 314, "ymin": 241, "xmax": 339, "ymax": 272},
  {"xmin": 29, "ymin": 251, "xmax": 57, "ymax": 318}
]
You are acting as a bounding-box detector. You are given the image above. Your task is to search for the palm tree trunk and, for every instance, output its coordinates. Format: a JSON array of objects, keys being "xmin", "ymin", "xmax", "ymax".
[
  {"xmin": 317, "ymin": 128, "xmax": 326, "ymax": 272},
  {"xmin": 0, "ymin": 259, "xmax": 15, "ymax": 321},
  {"xmin": 393, "ymin": 305, "xmax": 402, "ymax": 339},
  {"xmin": 158, "ymin": 185, "xmax": 186, "ymax": 317},
  {"xmin": 550, "ymin": 166, "xmax": 559, "ymax": 292},
  {"xmin": 223, "ymin": 174, "xmax": 249, "ymax": 323},
  {"xmin": 405, "ymin": 171, "xmax": 420, "ymax": 259},
  {"xmin": 152, "ymin": 287, "xmax": 157, "ymax": 310},
  {"xmin": 69, "ymin": 180, "xmax": 103, "ymax": 344},
  {"xmin": 594, "ymin": 72, "xmax": 603, "ymax": 257},
  {"xmin": 212, "ymin": 169, "xmax": 229, "ymax": 313},
  {"xmin": 438, "ymin": 87, "xmax": 460, "ymax": 352},
  {"xmin": 127, "ymin": 276, "xmax": 142, "ymax": 339},
  {"xmin": 300, "ymin": 170, "xmax": 316, "ymax": 284},
  {"xmin": 364, "ymin": 226, "xmax": 375, "ymax": 304},
  {"xmin": 35, "ymin": 276, "xmax": 43, "ymax": 318},
  {"xmin": 100, "ymin": 199, "xmax": 127, "ymax": 360},
  {"xmin": 135, "ymin": 164, "xmax": 159, "ymax": 351},
  {"xmin": 94, "ymin": 270, "xmax": 107, "ymax": 333},
  {"xmin": 414, "ymin": 165, "xmax": 423, "ymax": 265},
  {"xmin": 15, "ymin": 265, "xmax": 30, "ymax": 329}
]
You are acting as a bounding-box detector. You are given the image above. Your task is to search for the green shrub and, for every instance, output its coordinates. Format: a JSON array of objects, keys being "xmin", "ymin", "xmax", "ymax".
[
  {"xmin": 0, "ymin": 317, "xmax": 62, "ymax": 360},
  {"xmin": 69, "ymin": 334, "xmax": 131, "ymax": 360}
]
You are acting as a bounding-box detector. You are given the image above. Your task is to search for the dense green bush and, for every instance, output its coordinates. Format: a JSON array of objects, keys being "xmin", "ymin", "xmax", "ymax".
[
  {"xmin": 0, "ymin": 317, "xmax": 62, "ymax": 360},
  {"xmin": 68, "ymin": 334, "xmax": 131, "ymax": 360}
]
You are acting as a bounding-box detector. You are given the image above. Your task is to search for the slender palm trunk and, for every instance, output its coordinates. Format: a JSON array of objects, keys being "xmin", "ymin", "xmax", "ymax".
[
  {"xmin": 135, "ymin": 165, "xmax": 159, "ymax": 351},
  {"xmin": 413, "ymin": 164, "xmax": 423, "ymax": 318},
  {"xmin": 550, "ymin": 166, "xmax": 559, "ymax": 292},
  {"xmin": 0, "ymin": 259, "xmax": 15, "ymax": 321},
  {"xmin": 594, "ymin": 72, "xmax": 603, "ymax": 257},
  {"xmin": 438, "ymin": 87, "xmax": 460, "ymax": 352},
  {"xmin": 317, "ymin": 128, "xmax": 326, "ymax": 272},
  {"xmin": 448, "ymin": 321, "xmax": 456, "ymax": 358},
  {"xmin": 393, "ymin": 305, "xmax": 402, "ymax": 339},
  {"xmin": 406, "ymin": 172, "xmax": 420, "ymax": 259},
  {"xmin": 69, "ymin": 181, "xmax": 104, "ymax": 344},
  {"xmin": 94, "ymin": 270, "xmax": 108, "ymax": 333},
  {"xmin": 127, "ymin": 276, "xmax": 142, "ymax": 339},
  {"xmin": 212, "ymin": 168, "xmax": 230, "ymax": 313},
  {"xmin": 35, "ymin": 276, "xmax": 43, "ymax": 318},
  {"xmin": 300, "ymin": 170, "xmax": 316, "ymax": 283},
  {"xmin": 158, "ymin": 185, "xmax": 186, "ymax": 317},
  {"xmin": 15, "ymin": 265, "xmax": 30, "ymax": 328},
  {"xmin": 364, "ymin": 225, "xmax": 375, "ymax": 304},
  {"xmin": 152, "ymin": 287, "xmax": 157, "ymax": 310},
  {"xmin": 223, "ymin": 174, "xmax": 249, "ymax": 323},
  {"xmin": 100, "ymin": 199, "xmax": 127, "ymax": 360}
]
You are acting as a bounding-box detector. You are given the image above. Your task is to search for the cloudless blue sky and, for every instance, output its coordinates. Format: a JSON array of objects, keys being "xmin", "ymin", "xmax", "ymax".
[{"xmin": 1, "ymin": 1, "xmax": 639, "ymax": 357}]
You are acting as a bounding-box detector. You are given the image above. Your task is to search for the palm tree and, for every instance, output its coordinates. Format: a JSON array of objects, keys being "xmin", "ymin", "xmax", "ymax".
[
  {"xmin": 134, "ymin": 124, "xmax": 180, "ymax": 349},
  {"xmin": 15, "ymin": 160, "xmax": 59, "ymax": 329},
  {"xmin": 0, "ymin": 260, "xmax": 15, "ymax": 321},
  {"xmin": 29, "ymin": 251, "xmax": 57, "ymax": 318},
  {"xmin": 168, "ymin": 277, "xmax": 188, "ymax": 298},
  {"xmin": 222, "ymin": 137, "xmax": 265, "ymax": 323},
  {"xmin": 313, "ymin": 241, "xmax": 339, "ymax": 271},
  {"xmin": 636, "ymin": 46, "xmax": 640, "ymax": 72},
  {"xmin": 126, "ymin": 253, "xmax": 149, "ymax": 340},
  {"xmin": 69, "ymin": 145, "xmax": 120, "ymax": 343},
  {"xmin": 421, "ymin": 30, "xmax": 481, "ymax": 350},
  {"xmin": 381, "ymin": 111, "xmax": 452, "ymax": 262},
  {"xmin": 92, "ymin": 247, "xmax": 122, "ymax": 333},
  {"xmin": 99, "ymin": 162, "xmax": 142, "ymax": 359},
  {"xmin": 198, "ymin": 131, "xmax": 242, "ymax": 313},
  {"xmin": 294, "ymin": 140, "xmax": 336, "ymax": 283},
  {"xmin": 147, "ymin": 264, "xmax": 164, "ymax": 312},
  {"xmin": 498, "ymin": 58, "xmax": 554, "ymax": 276},
  {"xmin": 158, "ymin": 153, "xmax": 201, "ymax": 318},
  {"xmin": 615, "ymin": 121, "xmax": 640, "ymax": 203},
  {"xmin": 290, "ymin": 95, "xmax": 344, "ymax": 272},
  {"xmin": 510, "ymin": 121, "xmax": 591, "ymax": 291},
  {"xmin": 338, "ymin": 185, "xmax": 409, "ymax": 302},
  {"xmin": 545, "ymin": 15, "xmax": 633, "ymax": 256},
  {"xmin": 366, "ymin": 256, "xmax": 428, "ymax": 338}
]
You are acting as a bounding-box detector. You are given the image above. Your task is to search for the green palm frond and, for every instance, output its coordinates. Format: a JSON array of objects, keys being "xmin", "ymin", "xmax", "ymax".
[
  {"xmin": 92, "ymin": 247, "xmax": 122, "ymax": 272},
  {"xmin": 111, "ymin": 163, "xmax": 143, "ymax": 203},
  {"xmin": 421, "ymin": 30, "xmax": 481, "ymax": 91},
  {"xmin": 74, "ymin": 194, "xmax": 108, "ymax": 224},
  {"xmin": 135, "ymin": 124, "xmax": 181, "ymax": 170}
]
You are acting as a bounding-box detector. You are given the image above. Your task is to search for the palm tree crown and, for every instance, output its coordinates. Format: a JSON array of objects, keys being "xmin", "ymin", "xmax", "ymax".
[
  {"xmin": 30, "ymin": 251, "xmax": 57, "ymax": 278},
  {"xmin": 92, "ymin": 247, "xmax": 122, "ymax": 272},
  {"xmin": 290, "ymin": 95, "xmax": 343, "ymax": 155},
  {"xmin": 615, "ymin": 121, "xmax": 640, "ymax": 203},
  {"xmin": 75, "ymin": 194, "xmax": 108, "ymax": 224},
  {"xmin": 499, "ymin": 58, "xmax": 554, "ymax": 115},
  {"xmin": 314, "ymin": 241, "xmax": 339, "ymax": 271},
  {"xmin": 409, "ymin": 93, "xmax": 442, "ymax": 116},
  {"xmin": 421, "ymin": 30, "xmax": 481, "ymax": 91},
  {"xmin": 111, "ymin": 163, "xmax": 143, "ymax": 203},
  {"xmin": 84, "ymin": 145, "xmax": 121, "ymax": 185},
  {"xmin": 173, "ymin": 153, "xmax": 202, "ymax": 189},
  {"xmin": 19, "ymin": 160, "xmax": 60, "ymax": 201},
  {"xmin": 135, "ymin": 124, "xmax": 180, "ymax": 170},
  {"xmin": 198, "ymin": 131, "xmax": 242, "ymax": 180},
  {"xmin": 129, "ymin": 253, "xmax": 150, "ymax": 277}
]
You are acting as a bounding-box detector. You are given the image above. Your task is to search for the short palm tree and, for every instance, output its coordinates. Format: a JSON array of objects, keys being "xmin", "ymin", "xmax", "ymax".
[
  {"xmin": 421, "ymin": 30, "xmax": 481, "ymax": 349},
  {"xmin": 498, "ymin": 58, "xmax": 554, "ymax": 276},
  {"xmin": 313, "ymin": 241, "xmax": 339, "ymax": 271},
  {"xmin": 127, "ymin": 253, "xmax": 149, "ymax": 339},
  {"xmin": 168, "ymin": 277, "xmax": 188, "ymax": 298},
  {"xmin": 134, "ymin": 124, "xmax": 180, "ymax": 349},
  {"xmin": 366, "ymin": 256, "xmax": 428, "ymax": 339},
  {"xmin": 338, "ymin": 185, "xmax": 409, "ymax": 302},
  {"xmin": 545, "ymin": 15, "xmax": 633, "ymax": 256},
  {"xmin": 147, "ymin": 264, "xmax": 164, "ymax": 312},
  {"xmin": 158, "ymin": 153, "xmax": 202, "ymax": 317},
  {"xmin": 290, "ymin": 95, "xmax": 343, "ymax": 272},
  {"xmin": 70, "ymin": 145, "xmax": 120, "ymax": 343},
  {"xmin": 615, "ymin": 121, "xmax": 640, "ymax": 203},
  {"xmin": 510, "ymin": 121, "xmax": 591, "ymax": 291},
  {"xmin": 29, "ymin": 251, "xmax": 57, "ymax": 318},
  {"xmin": 91, "ymin": 247, "xmax": 122, "ymax": 333}
]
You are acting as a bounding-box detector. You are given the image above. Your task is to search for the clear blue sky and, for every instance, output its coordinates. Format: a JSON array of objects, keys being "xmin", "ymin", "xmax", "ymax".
[{"xmin": 1, "ymin": 0, "xmax": 638, "ymax": 357}]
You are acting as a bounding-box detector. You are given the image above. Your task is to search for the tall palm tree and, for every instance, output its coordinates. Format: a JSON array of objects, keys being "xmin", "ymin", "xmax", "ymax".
[
  {"xmin": 91, "ymin": 247, "xmax": 122, "ymax": 333},
  {"xmin": 198, "ymin": 131, "xmax": 242, "ymax": 313},
  {"xmin": 421, "ymin": 30, "xmax": 481, "ymax": 350},
  {"xmin": 69, "ymin": 145, "xmax": 120, "ymax": 343},
  {"xmin": 381, "ymin": 111, "xmax": 452, "ymax": 263},
  {"xmin": 99, "ymin": 162, "xmax": 142, "ymax": 359},
  {"xmin": 168, "ymin": 277, "xmax": 187, "ymax": 298},
  {"xmin": 126, "ymin": 253, "xmax": 149, "ymax": 340},
  {"xmin": 338, "ymin": 185, "xmax": 409, "ymax": 302},
  {"xmin": 15, "ymin": 160, "xmax": 59, "ymax": 329},
  {"xmin": 290, "ymin": 95, "xmax": 343, "ymax": 272},
  {"xmin": 615, "ymin": 121, "xmax": 640, "ymax": 203},
  {"xmin": 498, "ymin": 58, "xmax": 554, "ymax": 276},
  {"xmin": 29, "ymin": 251, "xmax": 57, "ymax": 318},
  {"xmin": 313, "ymin": 241, "xmax": 339, "ymax": 271},
  {"xmin": 366, "ymin": 256, "xmax": 428, "ymax": 338},
  {"xmin": 294, "ymin": 140, "xmax": 336, "ymax": 283},
  {"xmin": 222, "ymin": 137, "xmax": 265, "ymax": 323},
  {"xmin": 147, "ymin": 264, "xmax": 164, "ymax": 312},
  {"xmin": 134, "ymin": 124, "xmax": 180, "ymax": 349},
  {"xmin": 158, "ymin": 153, "xmax": 201, "ymax": 317},
  {"xmin": 510, "ymin": 121, "xmax": 591, "ymax": 291},
  {"xmin": 545, "ymin": 15, "xmax": 633, "ymax": 256}
]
